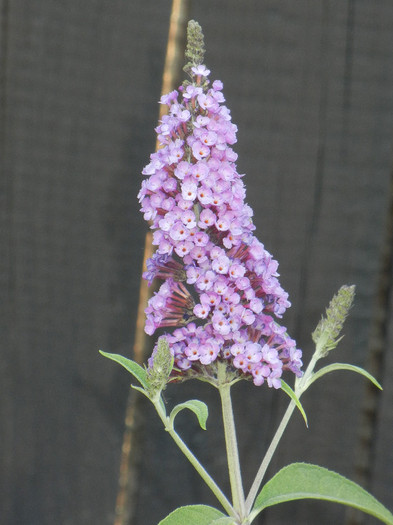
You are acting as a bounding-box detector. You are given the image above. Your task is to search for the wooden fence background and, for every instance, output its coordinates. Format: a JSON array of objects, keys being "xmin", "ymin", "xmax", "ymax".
[{"xmin": 1, "ymin": 1, "xmax": 393, "ymax": 524}]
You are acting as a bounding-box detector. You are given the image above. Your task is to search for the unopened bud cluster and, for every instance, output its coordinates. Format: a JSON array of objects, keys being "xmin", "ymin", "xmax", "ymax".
[
  {"xmin": 312, "ymin": 285, "xmax": 356, "ymax": 357},
  {"xmin": 146, "ymin": 337, "xmax": 174, "ymax": 395}
]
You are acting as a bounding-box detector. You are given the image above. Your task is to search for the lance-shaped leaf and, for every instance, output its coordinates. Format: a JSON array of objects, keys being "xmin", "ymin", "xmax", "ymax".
[
  {"xmin": 99, "ymin": 351, "xmax": 148, "ymax": 389},
  {"xmin": 170, "ymin": 400, "xmax": 209, "ymax": 430},
  {"xmin": 158, "ymin": 504, "xmax": 226, "ymax": 525},
  {"xmin": 280, "ymin": 380, "xmax": 308, "ymax": 427},
  {"xmin": 250, "ymin": 463, "xmax": 393, "ymax": 524},
  {"xmin": 306, "ymin": 363, "xmax": 382, "ymax": 391}
]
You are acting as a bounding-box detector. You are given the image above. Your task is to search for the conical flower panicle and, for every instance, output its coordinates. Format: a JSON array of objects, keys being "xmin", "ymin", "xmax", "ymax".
[{"xmin": 138, "ymin": 33, "xmax": 302, "ymax": 387}]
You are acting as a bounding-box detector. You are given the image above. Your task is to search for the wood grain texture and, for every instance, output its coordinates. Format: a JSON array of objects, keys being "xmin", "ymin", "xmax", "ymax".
[
  {"xmin": 1, "ymin": 1, "xmax": 170, "ymax": 523},
  {"xmin": 134, "ymin": 2, "xmax": 393, "ymax": 524},
  {"xmin": 1, "ymin": 1, "xmax": 392, "ymax": 524}
]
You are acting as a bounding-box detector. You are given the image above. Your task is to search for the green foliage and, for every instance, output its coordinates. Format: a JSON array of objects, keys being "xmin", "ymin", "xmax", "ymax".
[
  {"xmin": 250, "ymin": 463, "xmax": 393, "ymax": 524},
  {"xmin": 280, "ymin": 380, "xmax": 308, "ymax": 426},
  {"xmin": 306, "ymin": 363, "xmax": 382, "ymax": 391},
  {"xmin": 210, "ymin": 518, "xmax": 237, "ymax": 524},
  {"xmin": 100, "ymin": 282, "xmax": 391, "ymax": 525},
  {"xmin": 170, "ymin": 400, "xmax": 209, "ymax": 431},
  {"xmin": 158, "ymin": 505, "xmax": 226, "ymax": 525},
  {"xmin": 99, "ymin": 351, "xmax": 148, "ymax": 389}
]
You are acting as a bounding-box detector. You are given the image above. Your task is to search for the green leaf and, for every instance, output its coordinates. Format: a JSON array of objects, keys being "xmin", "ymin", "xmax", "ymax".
[
  {"xmin": 170, "ymin": 400, "xmax": 208, "ymax": 430},
  {"xmin": 251, "ymin": 463, "xmax": 393, "ymax": 524},
  {"xmin": 131, "ymin": 385, "xmax": 149, "ymax": 398},
  {"xmin": 280, "ymin": 380, "xmax": 308, "ymax": 427},
  {"xmin": 308, "ymin": 363, "xmax": 382, "ymax": 390},
  {"xmin": 158, "ymin": 504, "xmax": 226, "ymax": 525},
  {"xmin": 99, "ymin": 351, "xmax": 148, "ymax": 389}
]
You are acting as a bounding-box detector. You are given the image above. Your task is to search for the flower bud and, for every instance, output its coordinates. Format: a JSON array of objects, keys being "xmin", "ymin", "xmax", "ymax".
[
  {"xmin": 183, "ymin": 20, "xmax": 206, "ymax": 78},
  {"xmin": 146, "ymin": 337, "xmax": 174, "ymax": 395},
  {"xmin": 312, "ymin": 285, "xmax": 356, "ymax": 358}
]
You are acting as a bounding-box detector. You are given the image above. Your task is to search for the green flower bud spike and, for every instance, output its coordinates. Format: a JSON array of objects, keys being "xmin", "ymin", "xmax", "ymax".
[
  {"xmin": 295, "ymin": 284, "xmax": 381, "ymax": 396},
  {"xmin": 312, "ymin": 284, "xmax": 356, "ymax": 358},
  {"xmin": 183, "ymin": 20, "xmax": 206, "ymax": 78},
  {"xmin": 295, "ymin": 285, "xmax": 356, "ymax": 394},
  {"xmin": 146, "ymin": 337, "xmax": 174, "ymax": 397}
]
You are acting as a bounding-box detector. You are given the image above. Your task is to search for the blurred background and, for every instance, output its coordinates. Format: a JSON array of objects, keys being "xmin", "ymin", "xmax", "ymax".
[{"xmin": 1, "ymin": 1, "xmax": 393, "ymax": 524}]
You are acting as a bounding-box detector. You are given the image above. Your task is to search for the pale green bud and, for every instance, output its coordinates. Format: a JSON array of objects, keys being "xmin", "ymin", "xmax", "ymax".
[
  {"xmin": 146, "ymin": 337, "xmax": 174, "ymax": 396},
  {"xmin": 312, "ymin": 285, "xmax": 356, "ymax": 357},
  {"xmin": 183, "ymin": 20, "xmax": 205, "ymax": 78}
]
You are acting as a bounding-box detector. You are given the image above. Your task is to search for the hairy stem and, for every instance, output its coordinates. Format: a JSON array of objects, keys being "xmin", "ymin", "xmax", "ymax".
[
  {"xmin": 153, "ymin": 397, "xmax": 235, "ymax": 518},
  {"xmin": 217, "ymin": 364, "xmax": 246, "ymax": 520},
  {"xmin": 245, "ymin": 349, "xmax": 320, "ymax": 513},
  {"xmin": 245, "ymin": 400, "xmax": 296, "ymax": 513}
]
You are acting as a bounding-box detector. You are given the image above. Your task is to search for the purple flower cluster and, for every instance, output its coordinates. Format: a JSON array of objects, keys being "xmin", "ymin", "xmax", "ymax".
[{"xmin": 138, "ymin": 65, "xmax": 302, "ymax": 388}]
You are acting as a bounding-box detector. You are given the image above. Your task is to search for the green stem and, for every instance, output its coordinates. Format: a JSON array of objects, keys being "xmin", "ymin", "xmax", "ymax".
[
  {"xmin": 245, "ymin": 400, "xmax": 296, "ymax": 514},
  {"xmin": 153, "ymin": 397, "xmax": 235, "ymax": 518},
  {"xmin": 245, "ymin": 351, "xmax": 320, "ymax": 514},
  {"xmin": 217, "ymin": 365, "xmax": 246, "ymax": 521}
]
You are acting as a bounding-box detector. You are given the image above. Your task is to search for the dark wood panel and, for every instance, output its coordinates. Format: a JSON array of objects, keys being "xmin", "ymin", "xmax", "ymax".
[
  {"xmin": 1, "ymin": 1, "xmax": 171, "ymax": 524},
  {"xmin": 133, "ymin": 1, "xmax": 393, "ymax": 524},
  {"xmin": 2, "ymin": 1, "xmax": 392, "ymax": 524}
]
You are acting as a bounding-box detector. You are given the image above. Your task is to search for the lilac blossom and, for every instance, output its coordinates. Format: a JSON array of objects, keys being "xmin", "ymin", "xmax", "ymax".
[{"xmin": 138, "ymin": 63, "xmax": 302, "ymax": 388}]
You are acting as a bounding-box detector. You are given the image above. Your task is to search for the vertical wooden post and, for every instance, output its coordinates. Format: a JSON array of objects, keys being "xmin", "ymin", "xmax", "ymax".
[{"xmin": 113, "ymin": 1, "xmax": 190, "ymax": 523}]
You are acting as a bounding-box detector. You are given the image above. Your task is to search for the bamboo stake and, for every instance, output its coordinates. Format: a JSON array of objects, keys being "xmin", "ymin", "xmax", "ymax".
[{"xmin": 113, "ymin": 2, "xmax": 190, "ymax": 523}]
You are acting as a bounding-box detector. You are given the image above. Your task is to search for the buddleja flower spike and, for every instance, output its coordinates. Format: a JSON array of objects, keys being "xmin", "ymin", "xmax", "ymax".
[{"xmin": 101, "ymin": 20, "xmax": 393, "ymax": 525}]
